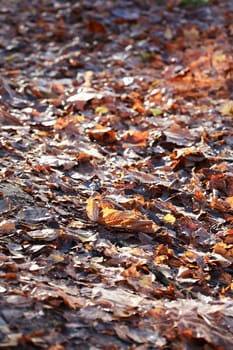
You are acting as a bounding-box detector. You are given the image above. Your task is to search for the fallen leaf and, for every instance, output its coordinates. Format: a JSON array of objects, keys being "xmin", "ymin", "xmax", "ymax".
[
  {"xmin": 86, "ymin": 196, "xmax": 100, "ymax": 222},
  {"xmin": 163, "ymin": 213, "xmax": 176, "ymax": 224},
  {"xmin": 0, "ymin": 220, "xmax": 16, "ymax": 233},
  {"xmin": 87, "ymin": 125, "xmax": 117, "ymax": 144},
  {"xmin": 86, "ymin": 195, "xmax": 159, "ymax": 233},
  {"xmin": 86, "ymin": 19, "xmax": 106, "ymax": 34},
  {"xmin": 213, "ymin": 242, "xmax": 233, "ymax": 261},
  {"xmin": 100, "ymin": 207, "xmax": 158, "ymax": 233},
  {"xmin": 219, "ymin": 100, "xmax": 233, "ymax": 116}
]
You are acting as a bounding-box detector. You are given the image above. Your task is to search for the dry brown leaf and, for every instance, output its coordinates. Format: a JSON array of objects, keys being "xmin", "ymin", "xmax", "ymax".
[
  {"xmin": 225, "ymin": 197, "xmax": 233, "ymax": 210},
  {"xmin": 213, "ymin": 242, "xmax": 233, "ymax": 261},
  {"xmin": 31, "ymin": 287, "xmax": 83, "ymax": 309},
  {"xmin": 86, "ymin": 196, "xmax": 100, "ymax": 222},
  {"xmin": 0, "ymin": 107, "xmax": 22, "ymax": 125},
  {"xmin": 86, "ymin": 19, "xmax": 106, "ymax": 35},
  {"xmin": 0, "ymin": 220, "xmax": 16, "ymax": 233},
  {"xmin": 101, "ymin": 207, "xmax": 158, "ymax": 233},
  {"xmin": 219, "ymin": 100, "xmax": 233, "ymax": 116},
  {"xmin": 223, "ymin": 229, "xmax": 233, "ymax": 244},
  {"xmin": 86, "ymin": 196, "xmax": 159, "ymax": 233},
  {"xmin": 48, "ymin": 345, "xmax": 65, "ymax": 350},
  {"xmin": 87, "ymin": 126, "xmax": 117, "ymax": 144},
  {"xmin": 122, "ymin": 130, "xmax": 149, "ymax": 147}
]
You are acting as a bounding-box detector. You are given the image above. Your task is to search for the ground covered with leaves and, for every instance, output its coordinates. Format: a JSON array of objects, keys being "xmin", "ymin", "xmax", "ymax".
[{"xmin": 0, "ymin": 0, "xmax": 233, "ymax": 349}]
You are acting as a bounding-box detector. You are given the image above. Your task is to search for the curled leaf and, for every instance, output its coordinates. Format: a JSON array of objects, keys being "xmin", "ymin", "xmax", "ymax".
[
  {"xmin": 86, "ymin": 196, "xmax": 100, "ymax": 222},
  {"xmin": 86, "ymin": 195, "xmax": 159, "ymax": 233}
]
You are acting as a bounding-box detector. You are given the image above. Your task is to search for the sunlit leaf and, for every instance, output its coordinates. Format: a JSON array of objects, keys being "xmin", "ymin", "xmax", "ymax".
[
  {"xmin": 26, "ymin": 228, "xmax": 58, "ymax": 241},
  {"xmin": 1, "ymin": 0, "xmax": 233, "ymax": 347},
  {"xmin": 213, "ymin": 242, "xmax": 233, "ymax": 261},
  {"xmin": 225, "ymin": 197, "xmax": 233, "ymax": 210},
  {"xmin": 100, "ymin": 207, "xmax": 158, "ymax": 233},
  {"xmin": 87, "ymin": 126, "xmax": 117, "ymax": 144},
  {"xmin": 67, "ymin": 89, "xmax": 104, "ymax": 102},
  {"xmin": 95, "ymin": 106, "xmax": 109, "ymax": 115},
  {"xmin": 219, "ymin": 100, "xmax": 233, "ymax": 116},
  {"xmin": 122, "ymin": 130, "xmax": 149, "ymax": 147},
  {"xmin": 31, "ymin": 286, "xmax": 84, "ymax": 309},
  {"xmin": 86, "ymin": 197, "xmax": 100, "ymax": 222},
  {"xmin": 164, "ymin": 28, "xmax": 173, "ymax": 40},
  {"xmin": 163, "ymin": 213, "xmax": 176, "ymax": 224},
  {"xmin": 150, "ymin": 108, "xmax": 162, "ymax": 116},
  {"xmin": 86, "ymin": 196, "xmax": 159, "ymax": 233}
]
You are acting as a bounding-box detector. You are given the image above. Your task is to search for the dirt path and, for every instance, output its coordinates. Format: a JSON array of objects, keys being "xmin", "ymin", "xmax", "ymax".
[{"xmin": 0, "ymin": 1, "xmax": 232, "ymax": 349}]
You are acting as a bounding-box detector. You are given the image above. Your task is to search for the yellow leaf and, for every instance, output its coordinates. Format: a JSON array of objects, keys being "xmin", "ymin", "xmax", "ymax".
[
  {"xmin": 150, "ymin": 108, "xmax": 162, "ymax": 116},
  {"xmin": 95, "ymin": 106, "xmax": 109, "ymax": 115},
  {"xmin": 6, "ymin": 55, "xmax": 15, "ymax": 62},
  {"xmin": 219, "ymin": 100, "xmax": 233, "ymax": 116},
  {"xmin": 163, "ymin": 213, "xmax": 176, "ymax": 224}
]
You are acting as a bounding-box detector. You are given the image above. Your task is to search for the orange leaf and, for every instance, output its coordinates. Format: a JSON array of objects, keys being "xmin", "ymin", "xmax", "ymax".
[
  {"xmin": 122, "ymin": 130, "xmax": 149, "ymax": 147},
  {"xmin": 225, "ymin": 197, "xmax": 233, "ymax": 210},
  {"xmin": 100, "ymin": 207, "xmax": 158, "ymax": 233},
  {"xmin": 213, "ymin": 242, "xmax": 233, "ymax": 261},
  {"xmin": 87, "ymin": 126, "xmax": 117, "ymax": 144},
  {"xmin": 223, "ymin": 229, "xmax": 233, "ymax": 244},
  {"xmin": 86, "ymin": 195, "xmax": 159, "ymax": 233}
]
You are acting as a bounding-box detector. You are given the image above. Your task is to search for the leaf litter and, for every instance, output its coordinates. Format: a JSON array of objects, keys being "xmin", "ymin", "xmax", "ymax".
[{"xmin": 0, "ymin": 0, "xmax": 233, "ymax": 349}]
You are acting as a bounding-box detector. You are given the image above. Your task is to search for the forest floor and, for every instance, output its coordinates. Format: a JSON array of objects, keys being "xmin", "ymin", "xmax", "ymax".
[{"xmin": 0, "ymin": 0, "xmax": 233, "ymax": 349}]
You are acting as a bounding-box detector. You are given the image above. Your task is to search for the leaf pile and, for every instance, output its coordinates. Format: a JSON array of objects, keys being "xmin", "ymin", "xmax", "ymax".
[{"xmin": 0, "ymin": 0, "xmax": 233, "ymax": 349}]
